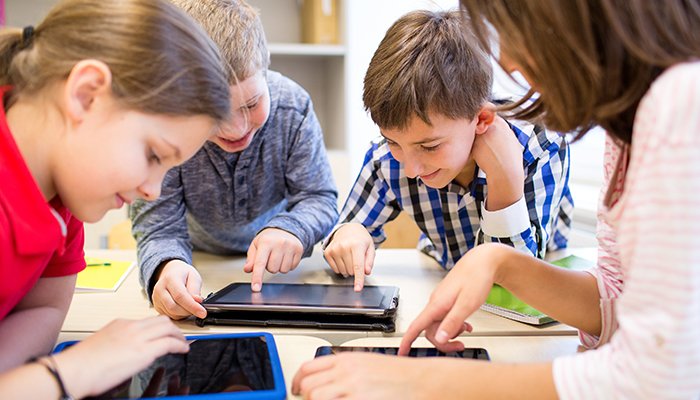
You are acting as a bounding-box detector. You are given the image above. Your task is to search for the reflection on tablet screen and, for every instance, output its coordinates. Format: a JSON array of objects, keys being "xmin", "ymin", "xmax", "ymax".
[
  {"xmin": 83, "ymin": 336, "xmax": 275, "ymax": 399},
  {"xmin": 219, "ymin": 284, "xmax": 386, "ymax": 308},
  {"xmin": 315, "ymin": 346, "xmax": 490, "ymax": 360}
]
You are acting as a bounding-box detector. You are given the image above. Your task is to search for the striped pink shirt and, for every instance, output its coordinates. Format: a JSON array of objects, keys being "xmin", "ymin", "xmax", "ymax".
[{"xmin": 553, "ymin": 62, "xmax": 700, "ymax": 399}]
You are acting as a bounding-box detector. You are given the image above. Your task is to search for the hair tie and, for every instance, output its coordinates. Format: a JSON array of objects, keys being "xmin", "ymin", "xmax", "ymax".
[{"xmin": 21, "ymin": 26, "xmax": 35, "ymax": 48}]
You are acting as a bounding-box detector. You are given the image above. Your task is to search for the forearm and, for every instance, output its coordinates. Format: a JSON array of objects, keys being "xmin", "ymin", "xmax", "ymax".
[
  {"xmin": 484, "ymin": 171, "xmax": 524, "ymax": 211},
  {"xmin": 0, "ymin": 275, "xmax": 75, "ymax": 372},
  {"xmin": 494, "ymin": 246, "xmax": 601, "ymax": 335},
  {"xmin": 0, "ymin": 362, "xmax": 66, "ymax": 399},
  {"xmin": 423, "ymin": 358, "xmax": 556, "ymax": 400},
  {"xmin": 0, "ymin": 306, "xmax": 66, "ymax": 371}
]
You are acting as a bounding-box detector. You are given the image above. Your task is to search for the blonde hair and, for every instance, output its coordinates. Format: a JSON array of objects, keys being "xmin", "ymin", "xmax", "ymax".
[
  {"xmin": 363, "ymin": 9, "xmax": 492, "ymax": 130},
  {"xmin": 170, "ymin": 0, "xmax": 269, "ymax": 82},
  {"xmin": 0, "ymin": 0, "xmax": 230, "ymax": 122}
]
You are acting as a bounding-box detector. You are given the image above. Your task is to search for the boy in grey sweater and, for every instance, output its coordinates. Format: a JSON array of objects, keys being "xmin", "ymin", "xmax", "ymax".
[{"xmin": 130, "ymin": 0, "xmax": 338, "ymax": 320}]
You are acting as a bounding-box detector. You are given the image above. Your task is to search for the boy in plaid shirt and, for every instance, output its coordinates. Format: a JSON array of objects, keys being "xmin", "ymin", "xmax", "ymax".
[{"xmin": 324, "ymin": 9, "xmax": 573, "ymax": 290}]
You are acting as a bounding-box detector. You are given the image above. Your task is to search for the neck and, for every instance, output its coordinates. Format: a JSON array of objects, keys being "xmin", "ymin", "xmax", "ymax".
[
  {"xmin": 6, "ymin": 98, "xmax": 61, "ymax": 201},
  {"xmin": 454, "ymin": 157, "xmax": 477, "ymax": 188}
]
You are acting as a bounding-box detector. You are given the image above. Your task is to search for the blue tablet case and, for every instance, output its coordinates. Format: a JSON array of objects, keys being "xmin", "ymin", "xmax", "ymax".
[{"xmin": 53, "ymin": 332, "xmax": 286, "ymax": 400}]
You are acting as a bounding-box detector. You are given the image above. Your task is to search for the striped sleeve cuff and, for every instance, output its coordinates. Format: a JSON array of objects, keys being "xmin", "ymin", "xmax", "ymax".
[
  {"xmin": 480, "ymin": 196, "xmax": 530, "ymax": 238},
  {"xmin": 578, "ymin": 268, "xmax": 618, "ymax": 348}
]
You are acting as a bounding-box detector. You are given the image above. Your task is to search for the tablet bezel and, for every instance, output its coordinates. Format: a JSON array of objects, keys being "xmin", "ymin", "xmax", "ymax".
[
  {"xmin": 314, "ymin": 346, "xmax": 491, "ymax": 360},
  {"xmin": 53, "ymin": 332, "xmax": 286, "ymax": 400},
  {"xmin": 201, "ymin": 283, "xmax": 400, "ymax": 316}
]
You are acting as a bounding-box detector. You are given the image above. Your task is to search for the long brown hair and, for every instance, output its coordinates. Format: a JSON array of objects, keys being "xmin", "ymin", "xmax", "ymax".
[
  {"xmin": 460, "ymin": 0, "xmax": 700, "ymax": 144},
  {"xmin": 0, "ymin": 0, "xmax": 230, "ymax": 122}
]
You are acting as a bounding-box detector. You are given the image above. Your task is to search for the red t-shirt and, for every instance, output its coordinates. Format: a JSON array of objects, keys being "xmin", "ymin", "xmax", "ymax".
[{"xmin": 0, "ymin": 86, "xmax": 86, "ymax": 320}]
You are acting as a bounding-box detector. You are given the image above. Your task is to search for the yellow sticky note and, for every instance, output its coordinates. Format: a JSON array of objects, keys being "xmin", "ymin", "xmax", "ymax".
[{"xmin": 76, "ymin": 257, "xmax": 135, "ymax": 292}]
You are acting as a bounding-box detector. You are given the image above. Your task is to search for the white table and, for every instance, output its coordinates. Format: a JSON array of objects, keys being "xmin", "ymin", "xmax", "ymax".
[{"xmin": 63, "ymin": 248, "xmax": 587, "ymax": 344}]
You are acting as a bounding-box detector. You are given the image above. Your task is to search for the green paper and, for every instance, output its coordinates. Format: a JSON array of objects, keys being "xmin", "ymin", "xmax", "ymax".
[{"xmin": 483, "ymin": 255, "xmax": 595, "ymax": 323}]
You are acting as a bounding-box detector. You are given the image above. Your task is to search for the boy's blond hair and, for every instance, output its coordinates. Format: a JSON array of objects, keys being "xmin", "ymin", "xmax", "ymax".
[
  {"xmin": 363, "ymin": 9, "xmax": 492, "ymax": 130},
  {"xmin": 171, "ymin": 0, "xmax": 270, "ymax": 82}
]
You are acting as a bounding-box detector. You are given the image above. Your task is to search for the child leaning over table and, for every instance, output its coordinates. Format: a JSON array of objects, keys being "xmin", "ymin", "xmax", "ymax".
[
  {"xmin": 0, "ymin": 0, "xmax": 231, "ymax": 397},
  {"xmin": 130, "ymin": 0, "xmax": 338, "ymax": 320},
  {"xmin": 323, "ymin": 9, "xmax": 574, "ymax": 290}
]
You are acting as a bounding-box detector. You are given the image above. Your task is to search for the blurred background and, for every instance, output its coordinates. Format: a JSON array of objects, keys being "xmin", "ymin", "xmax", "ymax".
[{"xmin": 3, "ymin": 0, "xmax": 603, "ymax": 250}]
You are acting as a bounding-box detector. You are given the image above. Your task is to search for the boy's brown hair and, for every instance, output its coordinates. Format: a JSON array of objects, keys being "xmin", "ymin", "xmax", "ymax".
[
  {"xmin": 363, "ymin": 9, "xmax": 493, "ymax": 130},
  {"xmin": 460, "ymin": 0, "xmax": 700, "ymax": 144},
  {"xmin": 171, "ymin": 0, "xmax": 270, "ymax": 82}
]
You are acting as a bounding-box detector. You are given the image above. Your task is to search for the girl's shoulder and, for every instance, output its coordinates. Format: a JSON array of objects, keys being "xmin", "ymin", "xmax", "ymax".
[
  {"xmin": 647, "ymin": 61, "xmax": 700, "ymax": 102},
  {"xmin": 635, "ymin": 61, "xmax": 700, "ymax": 146}
]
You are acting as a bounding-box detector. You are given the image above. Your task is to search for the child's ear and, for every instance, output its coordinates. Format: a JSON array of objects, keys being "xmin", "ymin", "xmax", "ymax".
[
  {"xmin": 474, "ymin": 105, "xmax": 496, "ymax": 135},
  {"xmin": 63, "ymin": 60, "xmax": 112, "ymax": 123}
]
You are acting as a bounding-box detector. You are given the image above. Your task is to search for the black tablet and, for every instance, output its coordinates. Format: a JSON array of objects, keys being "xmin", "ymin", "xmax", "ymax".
[
  {"xmin": 53, "ymin": 333, "xmax": 286, "ymax": 399},
  {"xmin": 202, "ymin": 283, "xmax": 400, "ymax": 316},
  {"xmin": 315, "ymin": 346, "xmax": 490, "ymax": 360}
]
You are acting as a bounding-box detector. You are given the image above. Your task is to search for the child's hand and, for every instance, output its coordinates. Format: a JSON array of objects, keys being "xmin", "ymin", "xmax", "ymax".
[
  {"xmin": 323, "ymin": 223, "xmax": 375, "ymax": 291},
  {"xmin": 53, "ymin": 316, "xmax": 189, "ymax": 399},
  {"xmin": 471, "ymin": 114, "xmax": 525, "ymax": 211},
  {"xmin": 399, "ymin": 244, "xmax": 509, "ymax": 355},
  {"xmin": 244, "ymin": 228, "xmax": 304, "ymax": 292},
  {"xmin": 152, "ymin": 260, "xmax": 206, "ymax": 320},
  {"xmin": 292, "ymin": 352, "xmax": 435, "ymax": 399}
]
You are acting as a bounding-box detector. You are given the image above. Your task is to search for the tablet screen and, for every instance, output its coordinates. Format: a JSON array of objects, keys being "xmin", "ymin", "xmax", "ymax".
[
  {"xmin": 82, "ymin": 336, "xmax": 276, "ymax": 398},
  {"xmin": 315, "ymin": 346, "xmax": 490, "ymax": 360},
  {"xmin": 205, "ymin": 283, "xmax": 395, "ymax": 311}
]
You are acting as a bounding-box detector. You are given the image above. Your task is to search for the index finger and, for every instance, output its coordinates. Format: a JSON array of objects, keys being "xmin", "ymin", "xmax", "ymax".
[
  {"xmin": 398, "ymin": 303, "xmax": 445, "ymax": 355},
  {"xmin": 351, "ymin": 245, "xmax": 366, "ymax": 291},
  {"xmin": 250, "ymin": 245, "xmax": 271, "ymax": 292},
  {"xmin": 243, "ymin": 242, "xmax": 257, "ymax": 273}
]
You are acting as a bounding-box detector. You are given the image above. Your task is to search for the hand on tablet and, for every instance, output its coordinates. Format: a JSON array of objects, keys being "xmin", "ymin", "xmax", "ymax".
[
  {"xmin": 323, "ymin": 223, "xmax": 375, "ymax": 291},
  {"xmin": 153, "ymin": 260, "xmax": 206, "ymax": 320},
  {"xmin": 399, "ymin": 244, "xmax": 503, "ymax": 355},
  {"xmin": 244, "ymin": 228, "xmax": 304, "ymax": 292},
  {"xmin": 52, "ymin": 317, "xmax": 189, "ymax": 399},
  {"xmin": 292, "ymin": 352, "xmax": 433, "ymax": 399}
]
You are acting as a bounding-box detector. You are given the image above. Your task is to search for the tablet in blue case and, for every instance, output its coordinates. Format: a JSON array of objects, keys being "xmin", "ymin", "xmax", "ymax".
[{"xmin": 53, "ymin": 332, "xmax": 286, "ymax": 400}]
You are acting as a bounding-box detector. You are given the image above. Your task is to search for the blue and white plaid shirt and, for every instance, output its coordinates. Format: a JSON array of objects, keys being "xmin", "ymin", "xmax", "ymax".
[{"xmin": 333, "ymin": 119, "xmax": 573, "ymax": 269}]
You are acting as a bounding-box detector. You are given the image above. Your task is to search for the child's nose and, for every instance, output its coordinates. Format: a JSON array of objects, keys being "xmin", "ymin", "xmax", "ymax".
[
  {"xmin": 138, "ymin": 178, "xmax": 162, "ymax": 202},
  {"xmin": 404, "ymin": 158, "xmax": 423, "ymax": 179},
  {"xmin": 228, "ymin": 112, "xmax": 250, "ymax": 136}
]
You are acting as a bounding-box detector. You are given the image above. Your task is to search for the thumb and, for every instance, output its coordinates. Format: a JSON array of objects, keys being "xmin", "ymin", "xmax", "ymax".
[{"xmin": 185, "ymin": 269, "xmax": 202, "ymax": 298}]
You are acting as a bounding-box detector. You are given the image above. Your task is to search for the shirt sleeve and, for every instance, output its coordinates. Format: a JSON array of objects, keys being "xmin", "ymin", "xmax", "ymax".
[
  {"xmin": 327, "ymin": 142, "xmax": 401, "ymax": 248},
  {"xmin": 130, "ymin": 167, "xmax": 193, "ymax": 298},
  {"xmin": 42, "ymin": 210, "xmax": 86, "ymax": 277},
  {"xmin": 478, "ymin": 125, "xmax": 572, "ymax": 259},
  {"xmin": 577, "ymin": 136, "xmax": 624, "ymax": 349},
  {"xmin": 263, "ymin": 96, "xmax": 339, "ymax": 256},
  {"xmin": 553, "ymin": 63, "xmax": 700, "ymax": 399}
]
